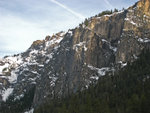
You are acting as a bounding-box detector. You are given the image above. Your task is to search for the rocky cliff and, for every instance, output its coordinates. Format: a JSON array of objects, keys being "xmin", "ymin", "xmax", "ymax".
[{"xmin": 0, "ymin": 0, "xmax": 150, "ymax": 112}]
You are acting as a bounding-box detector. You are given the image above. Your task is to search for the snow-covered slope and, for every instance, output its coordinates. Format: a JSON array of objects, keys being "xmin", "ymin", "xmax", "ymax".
[{"xmin": 0, "ymin": 31, "xmax": 66, "ymax": 102}]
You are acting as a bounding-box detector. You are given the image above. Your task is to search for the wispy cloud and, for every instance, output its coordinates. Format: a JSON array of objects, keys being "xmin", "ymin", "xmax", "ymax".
[
  {"xmin": 0, "ymin": 0, "xmax": 84, "ymax": 57},
  {"xmin": 0, "ymin": 0, "xmax": 137, "ymax": 57},
  {"xmin": 104, "ymin": 0, "xmax": 114, "ymax": 9},
  {"xmin": 49, "ymin": 0, "xmax": 85, "ymax": 19}
]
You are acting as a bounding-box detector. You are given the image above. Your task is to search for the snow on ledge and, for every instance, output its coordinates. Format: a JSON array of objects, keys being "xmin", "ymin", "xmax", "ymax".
[
  {"xmin": 88, "ymin": 65, "xmax": 110, "ymax": 76},
  {"xmin": 73, "ymin": 41, "xmax": 87, "ymax": 52},
  {"xmin": 138, "ymin": 38, "xmax": 150, "ymax": 43},
  {"xmin": 118, "ymin": 61, "xmax": 127, "ymax": 68}
]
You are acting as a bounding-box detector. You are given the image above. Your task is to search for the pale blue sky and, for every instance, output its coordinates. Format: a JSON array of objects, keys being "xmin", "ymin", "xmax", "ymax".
[{"xmin": 0, "ymin": 0, "xmax": 138, "ymax": 57}]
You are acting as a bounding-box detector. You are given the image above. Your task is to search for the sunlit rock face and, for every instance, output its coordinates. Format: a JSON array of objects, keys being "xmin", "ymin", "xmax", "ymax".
[{"xmin": 0, "ymin": 0, "xmax": 150, "ymax": 110}]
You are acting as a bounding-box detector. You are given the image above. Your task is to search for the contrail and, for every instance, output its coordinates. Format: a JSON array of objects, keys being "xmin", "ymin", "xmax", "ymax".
[
  {"xmin": 104, "ymin": 0, "xmax": 114, "ymax": 9},
  {"xmin": 49, "ymin": 0, "xmax": 85, "ymax": 20}
]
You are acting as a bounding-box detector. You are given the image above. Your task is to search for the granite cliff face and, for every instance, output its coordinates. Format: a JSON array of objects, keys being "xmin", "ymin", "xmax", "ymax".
[{"xmin": 0, "ymin": 0, "xmax": 150, "ymax": 112}]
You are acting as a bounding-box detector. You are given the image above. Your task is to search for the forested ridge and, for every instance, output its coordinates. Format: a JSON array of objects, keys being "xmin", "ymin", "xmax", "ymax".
[{"xmin": 34, "ymin": 49, "xmax": 150, "ymax": 113}]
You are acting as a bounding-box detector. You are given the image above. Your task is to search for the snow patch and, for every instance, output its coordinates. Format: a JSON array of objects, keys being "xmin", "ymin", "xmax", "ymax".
[
  {"xmin": 45, "ymin": 36, "xmax": 63, "ymax": 48},
  {"xmin": 125, "ymin": 18, "xmax": 138, "ymax": 26},
  {"xmin": 8, "ymin": 70, "xmax": 18, "ymax": 83},
  {"xmin": 88, "ymin": 65, "xmax": 110, "ymax": 76},
  {"xmin": 84, "ymin": 45, "xmax": 88, "ymax": 51},
  {"xmin": 98, "ymin": 67, "xmax": 110, "ymax": 76},
  {"xmin": 30, "ymin": 50, "xmax": 38, "ymax": 55},
  {"xmin": 118, "ymin": 61, "xmax": 127, "ymax": 68},
  {"xmin": 0, "ymin": 63, "xmax": 9, "ymax": 74},
  {"xmin": 68, "ymin": 30, "xmax": 73, "ymax": 36},
  {"xmin": 133, "ymin": 54, "xmax": 138, "ymax": 59},
  {"xmin": 14, "ymin": 94, "xmax": 24, "ymax": 100},
  {"xmin": 90, "ymin": 76, "xmax": 99, "ymax": 80},
  {"xmin": 138, "ymin": 38, "xmax": 150, "ymax": 43},
  {"xmin": 24, "ymin": 108, "xmax": 34, "ymax": 113},
  {"xmin": 103, "ymin": 10, "xmax": 124, "ymax": 18},
  {"xmin": 49, "ymin": 76, "xmax": 58, "ymax": 86},
  {"xmin": 109, "ymin": 45, "xmax": 117, "ymax": 52},
  {"xmin": 101, "ymin": 39, "xmax": 117, "ymax": 52},
  {"xmin": 102, "ymin": 39, "xmax": 108, "ymax": 43},
  {"xmin": 6, "ymin": 55, "xmax": 23, "ymax": 64},
  {"xmin": 2, "ymin": 88, "xmax": 14, "ymax": 102},
  {"xmin": 73, "ymin": 41, "xmax": 86, "ymax": 51}
]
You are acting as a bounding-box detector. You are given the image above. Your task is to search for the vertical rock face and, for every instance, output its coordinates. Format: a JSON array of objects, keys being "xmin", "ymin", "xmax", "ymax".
[
  {"xmin": 33, "ymin": 0, "xmax": 150, "ymax": 107},
  {"xmin": 0, "ymin": 0, "xmax": 150, "ymax": 111},
  {"xmin": 137, "ymin": 0, "xmax": 150, "ymax": 16}
]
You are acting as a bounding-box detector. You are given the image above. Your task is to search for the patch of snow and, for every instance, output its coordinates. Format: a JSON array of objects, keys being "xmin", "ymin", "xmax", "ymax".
[
  {"xmin": 2, "ymin": 88, "xmax": 14, "ymax": 102},
  {"xmin": 96, "ymin": 16, "xmax": 102, "ymax": 19},
  {"xmin": 45, "ymin": 36, "xmax": 63, "ymax": 48},
  {"xmin": 84, "ymin": 45, "xmax": 88, "ymax": 51},
  {"xmin": 109, "ymin": 45, "xmax": 117, "ymax": 52},
  {"xmin": 118, "ymin": 61, "xmax": 127, "ymax": 68},
  {"xmin": 0, "ymin": 76, "xmax": 7, "ymax": 79},
  {"xmin": 45, "ymin": 59, "xmax": 50, "ymax": 64},
  {"xmin": 31, "ymin": 71, "xmax": 39, "ymax": 75},
  {"xmin": 30, "ymin": 50, "xmax": 38, "ymax": 55},
  {"xmin": 138, "ymin": 38, "xmax": 150, "ymax": 43},
  {"xmin": 125, "ymin": 18, "xmax": 138, "ymax": 26},
  {"xmin": 31, "ymin": 82, "xmax": 36, "ymax": 84},
  {"xmin": 68, "ymin": 30, "xmax": 73, "ymax": 36},
  {"xmin": 104, "ymin": 14, "xmax": 111, "ymax": 17},
  {"xmin": 115, "ymin": 10, "xmax": 124, "ymax": 14},
  {"xmin": 55, "ymin": 37, "xmax": 63, "ymax": 43},
  {"xmin": 38, "ymin": 64, "xmax": 44, "ymax": 67},
  {"xmin": 14, "ymin": 94, "xmax": 24, "ymax": 100},
  {"xmin": 24, "ymin": 108, "xmax": 34, "ymax": 113},
  {"xmin": 0, "ymin": 63, "xmax": 9, "ymax": 74},
  {"xmin": 133, "ymin": 54, "xmax": 138, "ymax": 59},
  {"xmin": 54, "ymin": 45, "xmax": 59, "ymax": 50},
  {"xmin": 29, "ymin": 77, "xmax": 37, "ymax": 81},
  {"xmin": 82, "ymin": 24, "xmax": 86, "ymax": 28},
  {"xmin": 75, "ymin": 41, "xmax": 86, "ymax": 47},
  {"xmin": 47, "ymin": 53, "xmax": 53, "ymax": 59},
  {"xmin": 90, "ymin": 76, "xmax": 99, "ymax": 80},
  {"xmin": 101, "ymin": 39, "xmax": 117, "ymax": 52},
  {"xmin": 125, "ymin": 18, "xmax": 129, "ymax": 21},
  {"xmin": 143, "ymin": 15, "xmax": 150, "ymax": 19},
  {"xmin": 98, "ymin": 67, "xmax": 110, "ymax": 76},
  {"xmin": 102, "ymin": 39, "xmax": 108, "ymax": 43},
  {"xmin": 130, "ymin": 21, "xmax": 138, "ymax": 26},
  {"xmin": 88, "ymin": 65, "xmax": 110, "ymax": 76},
  {"xmin": 6, "ymin": 55, "xmax": 23, "ymax": 65},
  {"xmin": 85, "ymin": 85, "xmax": 89, "ymax": 88},
  {"xmin": 49, "ymin": 76, "xmax": 58, "ymax": 86},
  {"xmin": 103, "ymin": 10, "xmax": 124, "ymax": 18},
  {"xmin": 88, "ymin": 65, "xmax": 97, "ymax": 70},
  {"xmin": 128, "ymin": 9, "xmax": 133, "ymax": 12},
  {"xmin": 8, "ymin": 70, "xmax": 18, "ymax": 83},
  {"xmin": 73, "ymin": 41, "xmax": 86, "ymax": 51},
  {"xmin": 40, "ymin": 50, "xmax": 46, "ymax": 55}
]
